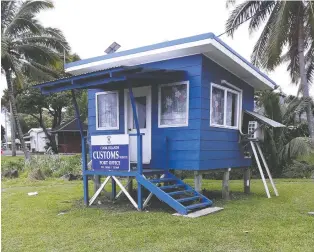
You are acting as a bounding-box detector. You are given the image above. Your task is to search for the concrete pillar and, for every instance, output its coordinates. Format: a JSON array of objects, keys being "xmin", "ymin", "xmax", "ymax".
[
  {"xmin": 194, "ymin": 171, "xmax": 202, "ymax": 192},
  {"xmin": 243, "ymin": 167, "xmax": 251, "ymax": 194},
  {"xmin": 222, "ymin": 168, "xmax": 231, "ymax": 200}
]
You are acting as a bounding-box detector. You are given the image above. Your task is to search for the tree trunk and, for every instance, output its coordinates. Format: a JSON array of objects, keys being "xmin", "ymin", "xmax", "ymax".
[
  {"xmin": 39, "ymin": 112, "xmax": 58, "ymax": 153},
  {"xmin": 9, "ymin": 102, "xmax": 16, "ymax": 156},
  {"xmin": 5, "ymin": 70, "xmax": 30, "ymax": 161},
  {"xmin": 298, "ymin": 22, "xmax": 314, "ymax": 144}
]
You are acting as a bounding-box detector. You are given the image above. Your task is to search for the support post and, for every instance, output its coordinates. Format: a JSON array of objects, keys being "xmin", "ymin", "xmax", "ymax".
[
  {"xmin": 127, "ymin": 177, "xmax": 133, "ymax": 193},
  {"xmin": 243, "ymin": 167, "xmax": 251, "ymax": 194},
  {"xmin": 194, "ymin": 171, "xmax": 202, "ymax": 192},
  {"xmin": 111, "ymin": 178, "xmax": 116, "ymax": 200},
  {"xmin": 71, "ymin": 88, "xmax": 88, "ymax": 205},
  {"xmin": 94, "ymin": 175, "xmax": 101, "ymax": 193},
  {"xmin": 128, "ymin": 81, "xmax": 143, "ymax": 210},
  {"xmin": 222, "ymin": 168, "xmax": 231, "ymax": 200}
]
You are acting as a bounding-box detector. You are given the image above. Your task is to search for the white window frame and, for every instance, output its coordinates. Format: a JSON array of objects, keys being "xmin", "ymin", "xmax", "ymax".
[
  {"xmin": 158, "ymin": 81, "xmax": 189, "ymax": 128},
  {"xmin": 95, "ymin": 91, "xmax": 119, "ymax": 130},
  {"xmin": 210, "ymin": 82, "xmax": 241, "ymax": 130}
]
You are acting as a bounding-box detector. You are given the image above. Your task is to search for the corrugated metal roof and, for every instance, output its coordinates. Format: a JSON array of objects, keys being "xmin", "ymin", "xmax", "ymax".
[
  {"xmin": 244, "ymin": 110, "xmax": 286, "ymax": 128},
  {"xmin": 34, "ymin": 66, "xmax": 125, "ymax": 87}
]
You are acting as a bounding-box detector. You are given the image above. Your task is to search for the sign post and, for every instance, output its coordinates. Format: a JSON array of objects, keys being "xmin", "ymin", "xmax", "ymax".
[{"xmin": 91, "ymin": 135, "xmax": 129, "ymax": 171}]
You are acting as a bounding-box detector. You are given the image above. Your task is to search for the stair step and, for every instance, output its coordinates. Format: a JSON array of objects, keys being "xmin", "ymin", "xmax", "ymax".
[
  {"xmin": 168, "ymin": 189, "xmax": 194, "ymax": 196},
  {"xmin": 150, "ymin": 178, "xmax": 176, "ymax": 183},
  {"xmin": 159, "ymin": 184, "xmax": 185, "ymax": 190},
  {"xmin": 186, "ymin": 202, "xmax": 211, "ymax": 211},
  {"xmin": 177, "ymin": 196, "xmax": 201, "ymax": 203}
]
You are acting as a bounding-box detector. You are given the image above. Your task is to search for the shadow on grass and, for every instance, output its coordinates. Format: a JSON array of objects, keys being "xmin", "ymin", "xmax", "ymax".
[{"xmin": 73, "ymin": 188, "xmax": 254, "ymax": 214}]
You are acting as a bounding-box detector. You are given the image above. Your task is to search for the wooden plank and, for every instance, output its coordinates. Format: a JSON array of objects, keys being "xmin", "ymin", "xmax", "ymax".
[{"xmin": 173, "ymin": 207, "xmax": 223, "ymax": 218}]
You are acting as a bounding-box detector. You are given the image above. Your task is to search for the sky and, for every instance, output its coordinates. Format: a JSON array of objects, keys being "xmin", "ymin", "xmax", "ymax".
[{"xmin": 1, "ymin": 0, "xmax": 313, "ymax": 136}]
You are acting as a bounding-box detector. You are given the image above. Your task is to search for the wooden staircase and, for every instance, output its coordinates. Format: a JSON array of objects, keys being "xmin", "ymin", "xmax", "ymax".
[{"xmin": 136, "ymin": 171, "xmax": 212, "ymax": 215}]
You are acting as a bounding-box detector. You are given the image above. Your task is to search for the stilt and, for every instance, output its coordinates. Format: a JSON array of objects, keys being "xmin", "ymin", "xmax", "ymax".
[
  {"xmin": 222, "ymin": 168, "xmax": 230, "ymax": 200},
  {"xmin": 94, "ymin": 175, "xmax": 101, "ymax": 193},
  {"xmin": 111, "ymin": 178, "xmax": 116, "ymax": 200},
  {"xmin": 83, "ymin": 175, "xmax": 89, "ymax": 205},
  {"xmin": 243, "ymin": 167, "xmax": 251, "ymax": 194},
  {"xmin": 127, "ymin": 177, "xmax": 133, "ymax": 193},
  {"xmin": 137, "ymin": 181, "xmax": 142, "ymax": 210},
  {"xmin": 194, "ymin": 171, "xmax": 202, "ymax": 192}
]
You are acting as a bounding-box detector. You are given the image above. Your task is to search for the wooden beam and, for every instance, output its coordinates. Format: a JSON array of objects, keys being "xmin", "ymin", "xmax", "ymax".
[{"xmin": 222, "ymin": 168, "xmax": 231, "ymax": 200}]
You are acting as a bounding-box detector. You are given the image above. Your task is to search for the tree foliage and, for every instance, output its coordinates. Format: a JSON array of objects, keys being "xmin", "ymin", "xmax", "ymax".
[
  {"xmin": 255, "ymin": 91, "xmax": 312, "ymax": 176},
  {"xmin": 1, "ymin": 0, "xmax": 70, "ymax": 159},
  {"xmin": 226, "ymin": 0, "xmax": 314, "ymax": 142}
]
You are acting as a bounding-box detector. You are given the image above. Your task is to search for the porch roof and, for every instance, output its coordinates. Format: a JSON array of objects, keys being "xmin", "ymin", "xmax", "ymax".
[{"xmin": 33, "ymin": 66, "xmax": 186, "ymax": 95}]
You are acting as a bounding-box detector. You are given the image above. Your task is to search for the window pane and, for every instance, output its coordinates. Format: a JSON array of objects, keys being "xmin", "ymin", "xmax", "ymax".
[
  {"xmin": 97, "ymin": 92, "xmax": 118, "ymax": 128},
  {"xmin": 160, "ymin": 84, "xmax": 187, "ymax": 125},
  {"xmin": 226, "ymin": 91, "xmax": 238, "ymax": 127},
  {"xmin": 133, "ymin": 96, "xmax": 146, "ymax": 129},
  {"xmin": 211, "ymin": 87, "xmax": 224, "ymax": 125}
]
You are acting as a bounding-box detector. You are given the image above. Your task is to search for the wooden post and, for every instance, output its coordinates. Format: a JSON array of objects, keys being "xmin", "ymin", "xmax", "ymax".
[
  {"xmin": 194, "ymin": 171, "xmax": 202, "ymax": 192},
  {"xmin": 243, "ymin": 167, "xmax": 251, "ymax": 194},
  {"xmin": 127, "ymin": 177, "xmax": 133, "ymax": 194},
  {"xmin": 222, "ymin": 168, "xmax": 230, "ymax": 200},
  {"xmin": 94, "ymin": 175, "xmax": 101, "ymax": 193},
  {"xmin": 111, "ymin": 178, "xmax": 116, "ymax": 200}
]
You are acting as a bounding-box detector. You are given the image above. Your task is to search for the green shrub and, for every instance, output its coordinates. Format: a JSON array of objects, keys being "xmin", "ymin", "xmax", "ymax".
[
  {"xmin": 282, "ymin": 160, "xmax": 314, "ymax": 178},
  {"xmin": 22, "ymin": 154, "xmax": 82, "ymax": 180},
  {"xmin": 1, "ymin": 156, "xmax": 24, "ymax": 172}
]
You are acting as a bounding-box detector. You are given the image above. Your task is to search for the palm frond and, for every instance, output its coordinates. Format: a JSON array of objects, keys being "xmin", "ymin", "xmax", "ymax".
[
  {"xmin": 1, "ymin": 1, "xmax": 16, "ymax": 31},
  {"xmin": 248, "ymin": 1, "xmax": 276, "ymax": 34},
  {"xmin": 262, "ymin": 1, "xmax": 294, "ymax": 70},
  {"xmin": 251, "ymin": 2, "xmax": 281, "ymax": 67},
  {"xmin": 4, "ymin": 0, "xmax": 53, "ymax": 36},
  {"xmin": 225, "ymin": 1, "xmax": 265, "ymax": 37},
  {"xmin": 278, "ymin": 137, "xmax": 311, "ymax": 163},
  {"xmin": 15, "ymin": 43, "xmax": 61, "ymax": 65}
]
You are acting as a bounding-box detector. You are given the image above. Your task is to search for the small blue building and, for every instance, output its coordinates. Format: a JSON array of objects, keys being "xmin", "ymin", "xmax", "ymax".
[{"xmin": 35, "ymin": 32, "xmax": 281, "ymax": 215}]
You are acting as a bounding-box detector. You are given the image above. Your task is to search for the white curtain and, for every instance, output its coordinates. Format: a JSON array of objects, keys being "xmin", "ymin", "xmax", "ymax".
[
  {"xmin": 226, "ymin": 91, "xmax": 237, "ymax": 126},
  {"xmin": 97, "ymin": 92, "xmax": 118, "ymax": 128},
  {"xmin": 211, "ymin": 87, "xmax": 224, "ymax": 125},
  {"xmin": 160, "ymin": 84, "xmax": 187, "ymax": 125}
]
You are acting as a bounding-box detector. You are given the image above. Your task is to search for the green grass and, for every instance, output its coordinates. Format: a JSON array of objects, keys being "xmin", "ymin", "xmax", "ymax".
[{"xmin": 2, "ymin": 178, "xmax": 314, "ymax": 252}]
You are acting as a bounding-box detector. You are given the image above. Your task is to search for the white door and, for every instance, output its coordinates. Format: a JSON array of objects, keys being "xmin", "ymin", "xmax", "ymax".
[{"xmin": 125, "ymin": 86, "xmax": 151, "ymax": 164}]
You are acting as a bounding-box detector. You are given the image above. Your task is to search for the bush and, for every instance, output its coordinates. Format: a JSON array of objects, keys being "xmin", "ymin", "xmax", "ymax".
[
  {"xmin": 282, "ymin": 160, "xmax": 314, "ymax": 178},
  {"xmin": 1, "ymin": 156, "xmax": 24, "ymax": 172},
  {"xmin": 19, "ymin": 154, "xmax": 82, "ymax": 180}
]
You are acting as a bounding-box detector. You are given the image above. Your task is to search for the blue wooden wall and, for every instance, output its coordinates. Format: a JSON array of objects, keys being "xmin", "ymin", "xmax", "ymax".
[
  {"xmin": 199, "ymin": 55, "xmax": 253, "ymax": 169},
  {"xmin": 87, "ymin": 54, "xmax": 254, "ymax": 170}
]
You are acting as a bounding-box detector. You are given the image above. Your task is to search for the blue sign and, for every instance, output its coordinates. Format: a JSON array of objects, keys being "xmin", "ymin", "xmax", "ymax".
[{"xmin": 91, "ymin": 135, "xmax": 129, "ymax": 171}]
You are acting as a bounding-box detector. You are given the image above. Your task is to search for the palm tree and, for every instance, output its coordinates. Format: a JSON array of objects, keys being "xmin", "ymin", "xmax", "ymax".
[
  {"xmin": 1, "ymin": 0, "xmax": 70, "ymax": 160},
  {"xmin": 255, "ymin": 91, "xmax": 311, "ymax": 176},
  {"xmin": 226, "ymin": 0, "xmax": 314, "ymax": 144}
]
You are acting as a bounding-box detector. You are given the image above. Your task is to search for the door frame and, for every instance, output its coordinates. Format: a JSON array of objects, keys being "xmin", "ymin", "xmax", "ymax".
[{"xmin": 124, "ymin": 86, "xmax": 152, "ymax": 164}]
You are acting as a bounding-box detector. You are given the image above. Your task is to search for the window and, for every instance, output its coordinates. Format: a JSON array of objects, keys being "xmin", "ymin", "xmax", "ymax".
[
  {"xmin": 96, "ymin": 91, "xmax": 119, "ymax": 130},
  {"xmin": 210, "ymin": 83, "xmax": 240, "ymax": 129},
  {"xmin": 158, "ymin": 81, "xmax": 189, "ymax": 127}
]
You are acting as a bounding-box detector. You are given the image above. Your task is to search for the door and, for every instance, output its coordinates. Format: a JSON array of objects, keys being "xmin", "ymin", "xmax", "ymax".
[{"xmin": 125, "ymin": 86, "xmax": 151, "ymax": 164}]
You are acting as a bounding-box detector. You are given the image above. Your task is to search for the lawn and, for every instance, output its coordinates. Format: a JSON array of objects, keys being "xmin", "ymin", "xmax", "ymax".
[{"xmin": 2, "ymin": 178, "xmax": 314, "ymax": 252}]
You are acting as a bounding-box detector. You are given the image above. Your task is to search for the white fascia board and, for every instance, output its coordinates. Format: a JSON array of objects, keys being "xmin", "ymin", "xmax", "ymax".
[
  {"xmin": 66, "ymin": 38, "xmax": 275, "ymax": 90},
  {"xmin": 65, "ymin": 38, "xmax": 213, "ymax": 73},
  {"xmin": 209, "ymin": 40, "xmax": 275, "ymax": 90}
]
